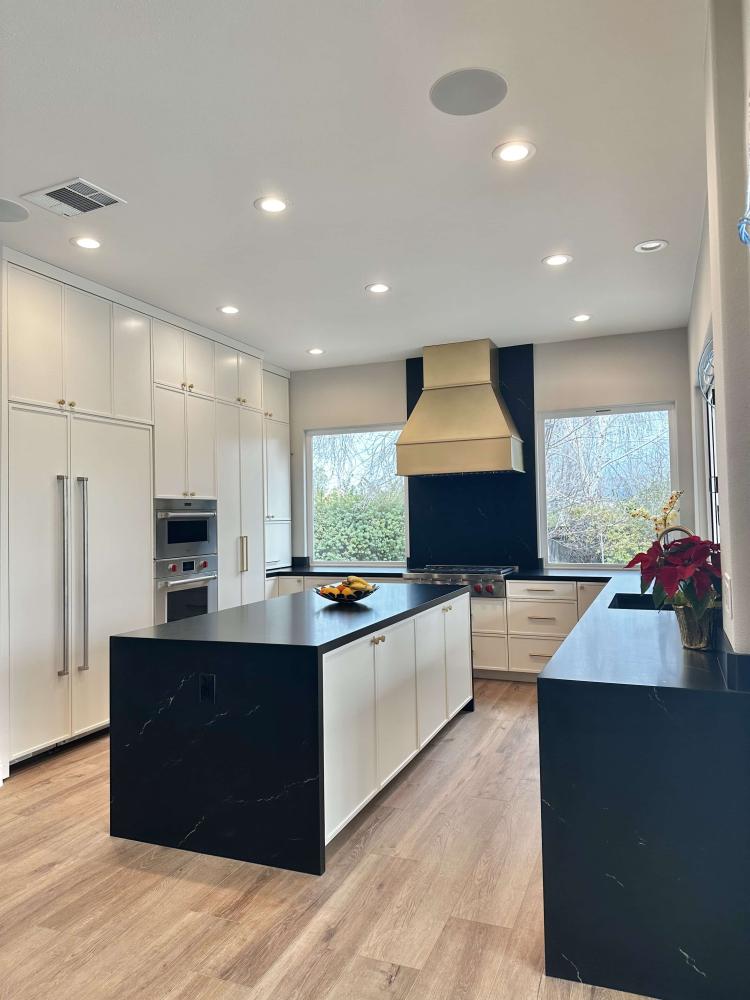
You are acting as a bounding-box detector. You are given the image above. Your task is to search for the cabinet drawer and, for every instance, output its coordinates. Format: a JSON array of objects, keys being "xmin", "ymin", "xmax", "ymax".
[
  {"xmin": 507, "ymin": 598, "xmax": 578, "ymax": 637},
  {"xmin": 471, "ymin": 633, "xmax": 508, "ymax": 673},
  {"xmin": 508, "ymin": 636, "xmax": 563, "ymax": 673},
  {"xmin": 471, "ymin": 599, "xmax": 506, "ymax": 634},
  {"xmin": 506, "ymin": 580, "xmax": 577, "ymax": 601}
]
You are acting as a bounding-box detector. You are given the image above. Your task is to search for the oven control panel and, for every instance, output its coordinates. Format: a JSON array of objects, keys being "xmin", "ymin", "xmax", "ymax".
[{"xmin": 154, "ymin": 554, "xmax": 217, "ymax": 581}]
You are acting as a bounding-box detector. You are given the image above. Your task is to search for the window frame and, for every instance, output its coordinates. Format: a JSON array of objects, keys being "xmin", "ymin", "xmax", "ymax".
[
  {"xmin": 304, "ymin": 423, "xmax": 409, "ymax": 568},
  {"xmin": 535, "ymin": 401, "xmax": 679, "ymax": 569}
]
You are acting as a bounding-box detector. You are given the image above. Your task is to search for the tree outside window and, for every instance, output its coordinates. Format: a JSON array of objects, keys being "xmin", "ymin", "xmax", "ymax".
[
  {"xmin": 309, "ymin": 428, "xmax": 406, "ymax": 563},
  {"xmin": 542, "ymin": 407, "xmax": 674, "ymax": 565}
]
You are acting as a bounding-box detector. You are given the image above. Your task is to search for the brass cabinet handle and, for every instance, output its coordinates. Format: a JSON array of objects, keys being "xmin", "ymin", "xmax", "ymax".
[
  {"xmin": 181, "ymin": 382, "xmax": 187, "ymax": 390},
  {"xmin": 442, "ymin": 604, "xmax": 453, "ymax": 613},
  {"xmin": 528, "ymin": 615, "xmax": 556, "ymax": 621},
  {"xmin": 182, "ymin": 491, "xmax": 189, "ymax": 497},
  {"xmin": 68, "ymin": 401, "xmax": 76, "ymax": 408},
  {"xmin": 188, "ymin": 383, "xmax": 194, "ymax": 390},
  {"xmin": 529, "ymin": 652, "xmax": 553, "ymax": 659},
  {"xmin": 240, "ymin": 535, "xmax": 249, "ymax": 572},
  {"xmin": 370, "ymin": 635, "xmax": 386, "ymax": 645},
  {"xmin": 237, "ymin": 396, "xmax": 242, "ymax": 402},
  {"xmin": 189, "ymin": 492, "xmax": 196, "ymax": 497},
  {"xmin": 242, "ymin": 398, "xmax": 247, "ymax": 404},
  {"xmin": 58, "ymin": 399, "xmax": 66, "ymax": 407},
  {"xmin": 525, "ymin": 586, "xmax": 556, "ymax": 592}
]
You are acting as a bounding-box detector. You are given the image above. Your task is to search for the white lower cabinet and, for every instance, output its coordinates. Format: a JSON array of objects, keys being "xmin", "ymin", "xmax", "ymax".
[
  {"xmin": 375, "ymin": 618, "xmax": 417, "ymax": 784},
  {"xmin": 445, "ymin": 594, "xmax": 473, "ymax": 716},
  {"xmin": 216, "ymin": 403, "xmax": 265, "ymax": 610},
  {"xmin": 472, "ymin": 633, "xmax": 509, "ymax": 674},
  {"xmin": 415, "ymin": 606, "xmax": 448, "ymax": 746},
  {"xmin": 278, "ymin": 576, "xmax": 305, "ymax": 595},
  {"xmin": 8, "ymin": 405, "xmax": 153, "ymax": 760},
  {"xmin": 508, "ymin": 636, "xmax": 563, "ymax": 673},
  {"xmin": 323, "ymin": 633, "xmax": 378, "ymax": 842},
  {"xmin": 323, "ymin": 594, "xmax": 471, "ymax": 843},
  {"xmin": 264, "ymin": 577, "xmax": 279, "ymax": 600},
  {"xmin": 577, "ymin": 581, "xmax": 606, "ymax": 616}
]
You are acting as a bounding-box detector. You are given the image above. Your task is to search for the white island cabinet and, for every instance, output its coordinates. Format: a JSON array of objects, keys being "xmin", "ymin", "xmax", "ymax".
[{"xmin": 323, "ymin": 592, "xmax": 471, "ymax": 843}]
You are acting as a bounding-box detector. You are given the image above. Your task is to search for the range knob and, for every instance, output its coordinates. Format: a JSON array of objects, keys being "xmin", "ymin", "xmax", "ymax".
[
  {"xmin": 473, "ymin": 583, "xmax": 483, "ymax": 593},
  {"xmin": 169, "ymin": 563, "xmax": 178, "ymax": 573},
  {"xmin": 485, "ymin": 583, "xmax": 495, "ymax": 594},
  {"xmin": 200, "ymin": 560, "xmax": 208, "ymax": 569}
]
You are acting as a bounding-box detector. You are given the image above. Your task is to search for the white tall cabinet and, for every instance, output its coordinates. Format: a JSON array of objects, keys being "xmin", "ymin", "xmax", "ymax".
[
  {"xmin": 263, "ymin": 371, "xmax": 292, "ymax": 569},
  {"xmin": 8, "ymin": 405, "xmax": 152, "ymax": 760},
  {"xmin": 216, "ymin": 402, "xmax": 265, "ymax": 609}
]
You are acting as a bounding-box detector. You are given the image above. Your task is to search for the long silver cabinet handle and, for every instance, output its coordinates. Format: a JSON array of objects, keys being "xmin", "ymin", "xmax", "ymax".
[
  {"xmin": 77, "ymin": 477, "xmax": 89, "ymax": 671},
  {"xmin": 57, "ymin": 475, "xmax": 70, "ymax": 677}
]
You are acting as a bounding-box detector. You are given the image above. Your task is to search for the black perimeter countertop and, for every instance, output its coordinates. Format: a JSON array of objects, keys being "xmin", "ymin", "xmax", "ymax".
[
  {"xmin": 267, "ymin": 565, "xmax": 614, "ymax": 580},
  {"xmin": 539, "ymin": 570, "xmax": 729, "ymax": 693},
  {"xmin": 117, "ymin": 583, "xmax": 469, "ymax": 654}
]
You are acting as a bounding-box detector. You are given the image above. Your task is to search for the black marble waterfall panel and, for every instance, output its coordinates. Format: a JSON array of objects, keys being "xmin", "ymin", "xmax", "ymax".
[
  {"xmin": 538, "ymin": 676, "xmax": 750, "ymax": 1000},
  {"xmin": 110, "ymin": 638, "xmax": 324, "ymax": 874}
]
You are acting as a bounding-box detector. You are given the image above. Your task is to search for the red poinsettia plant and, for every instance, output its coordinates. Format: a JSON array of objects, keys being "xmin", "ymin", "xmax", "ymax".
[{"xmin": 626, "ymin": 535, "xmax": 722, "ymax": 619}]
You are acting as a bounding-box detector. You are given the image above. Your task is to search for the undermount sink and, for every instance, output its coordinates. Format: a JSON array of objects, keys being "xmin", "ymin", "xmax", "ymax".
[{"xmin": 608, "ymin": 592, "xmax": 673, "ymax": 611}]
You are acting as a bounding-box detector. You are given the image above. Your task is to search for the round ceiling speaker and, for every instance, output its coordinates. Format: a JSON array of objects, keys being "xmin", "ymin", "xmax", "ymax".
[
  {"xmin": 429, "ymin": 68, "xmax": 508, "ymax": 116},
  {"xmin": 0, "ymin": 198, "xmax": 29, "ymax": 223}
]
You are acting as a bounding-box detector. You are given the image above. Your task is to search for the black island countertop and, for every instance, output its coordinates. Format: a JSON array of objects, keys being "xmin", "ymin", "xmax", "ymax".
[{"xmin": 119, "ymin": 582, "xmax": 468, "ymax": 653}]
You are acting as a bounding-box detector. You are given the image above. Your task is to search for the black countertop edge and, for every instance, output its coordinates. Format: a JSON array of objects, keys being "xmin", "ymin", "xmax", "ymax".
[
  {"xmin": 267, "ymin": 565, "xmax": 406, "ymax": 578},
  {"xmin": 268, "ymin": 566, "xmax": 617, "ymax": 582},
  {"xmin": 538, "ymin": 570, "xmax": 730, "ymax": 693},
  {"xmin": 114, "ymin": 584, "xmax": 470, "ymax": 654},
  {"xmin": 507, "ymin": 568, "xmax": 614, "ymax": 582}
]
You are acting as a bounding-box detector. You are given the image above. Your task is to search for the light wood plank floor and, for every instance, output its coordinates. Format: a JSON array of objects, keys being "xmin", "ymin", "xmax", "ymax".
[{"xmin": 0, "ymin": 681, "xmax": 654, "ymax": 1000}]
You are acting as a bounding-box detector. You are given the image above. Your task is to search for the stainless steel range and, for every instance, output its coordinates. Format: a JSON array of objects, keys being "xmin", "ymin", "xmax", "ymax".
[{"xmin": 403, "ymin": 564, "xmax": 516, "ymax": 598}]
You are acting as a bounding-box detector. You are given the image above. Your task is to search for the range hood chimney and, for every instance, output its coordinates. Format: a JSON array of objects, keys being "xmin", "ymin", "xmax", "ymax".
[{"xmin": 396, "ymin": 339, "xmax": 524, "ymax": 476}]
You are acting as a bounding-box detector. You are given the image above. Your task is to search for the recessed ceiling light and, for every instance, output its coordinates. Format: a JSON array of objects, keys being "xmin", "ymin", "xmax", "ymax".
[
  {"xmin": 218, "ymin": 305, "xmax": 239, "ymax": 315},
  {"xmin": 572, "ymin": 314, "xmax": 591, "ymax": 323},
  {"xmin": 71, "ymin": 236, "xmax": 100, "ymax": 250},
  {"xmin": 492, "ymin": 140, "xmax": 536, "ymax": 163},
  {"xmin": 634, "ymin": 239, "xmax": 668, "ymax": 254},
  {"xmin": 542, "ymin": 254, "xmax": 572, "ymax": 267},
  {"xmin": 0, "ymin": 198, "xmax": 29, "ymax": 222},
  {"xmin": 254, "ymin": 196, "xmax": 287, "ymax": 214},
  {"xmin": 307, "ymin": 348, "xmax": 325, "ymax": 356},
  {"xmin": 429, "ymin": 68, "xmax": 508, "ymax": 116},
  {"xmin": 365, "ymin": 283, "xmax": 390, "ymax": 294}
]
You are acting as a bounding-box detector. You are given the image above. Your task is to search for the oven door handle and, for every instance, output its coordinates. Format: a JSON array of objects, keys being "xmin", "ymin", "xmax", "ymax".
[
  {"xmin": 156, "ymin": 511, "xmax": 217, "ymax": 520},
  {"xmin": 159, "ymin": 574, "xmax": 218, "ymax": 590}
]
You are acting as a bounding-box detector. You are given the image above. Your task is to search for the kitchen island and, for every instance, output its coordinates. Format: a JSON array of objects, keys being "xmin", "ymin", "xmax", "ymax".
[{"xmin": 110, "ymin": 584, "xmax": 471, "ymax": 874}]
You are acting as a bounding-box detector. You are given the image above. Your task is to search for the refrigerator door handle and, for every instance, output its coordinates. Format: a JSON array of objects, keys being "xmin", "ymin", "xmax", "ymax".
[
  {"xmin": 57, "ymin": 475, "xmax": 70, "ymax": 677},
  {"xmin": 77, "ymin": 477, "xmax": 90, "ymax": 671}
]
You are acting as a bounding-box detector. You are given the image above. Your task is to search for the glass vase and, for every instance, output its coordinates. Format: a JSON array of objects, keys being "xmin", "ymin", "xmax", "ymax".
[{"xmin": 674, "ymin": 605, "xmax": 721, "ymax": 651}]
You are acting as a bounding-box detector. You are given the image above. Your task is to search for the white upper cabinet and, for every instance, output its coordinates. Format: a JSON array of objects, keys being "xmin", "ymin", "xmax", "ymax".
[
  {"xmin": 153, "ymin": 320, "xmax": 185, "ymax": 389},
  {"xmin": 263, "ymin": 370, "xmax": 290, "ymax": 422},
  {"xmin": 153, "ymin": 320, "xmax": 214, "ymax": 397},
  {"xmin": 265, "ymin": 520, "xmax": 292, "ymax": 568},
  {"xmin": 186, "ymin": 393, "xmax": 216, "ymax": 498},
  {"xmin": 112, "ymin": 306, "xmax": 152, "ymax": 423},
  {"xmin": 7, "ymin": 265, "xmax": 64, "ymax": 407},
  {"xmin": 153, "ymin": 386, "xmax": 187, "ymax": 498},
  {"xmin": 214, "ymin": 345, "xmax": 263, "ymax": 409},
  {"xmin": 215, "ymin": 343, "xmax": 241, "ymax": 404},
  {"xmin": 63, "ymin": 287, "xmax": 112, "ymax": 416},
  {"xmin": 239, "ymin": 353, "xmax": 263, "ymax": 409},
  {"xmin": 264, "ymin": 418, "xmax": 291, "ymax": 520},
  {"xmin": 7, "ymin": 265, "xmax": 152, "ymax": 421},
  {"xmin": 185, "ymin": 332, "xmax": 214, "ymax": 397}
]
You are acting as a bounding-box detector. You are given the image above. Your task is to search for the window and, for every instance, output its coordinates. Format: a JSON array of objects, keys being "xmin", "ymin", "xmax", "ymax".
[
  {"xmin": 307, "ymin": 427, "xmax": 407, "ymax": 564},
  {"xmin": 539, "ymin": 405, "xmax": 676, "ymax": 566}
]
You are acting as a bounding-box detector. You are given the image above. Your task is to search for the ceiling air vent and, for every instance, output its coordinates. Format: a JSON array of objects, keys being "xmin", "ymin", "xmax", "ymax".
[{"xmin": 22, "ymin": 178, "xmax": 126, "ymax": 217}]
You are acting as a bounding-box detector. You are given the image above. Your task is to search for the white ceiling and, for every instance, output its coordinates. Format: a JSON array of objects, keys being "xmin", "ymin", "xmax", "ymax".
[{"xmin": 0, "ymin": 0, "xmax": 708, "ymax": 371}]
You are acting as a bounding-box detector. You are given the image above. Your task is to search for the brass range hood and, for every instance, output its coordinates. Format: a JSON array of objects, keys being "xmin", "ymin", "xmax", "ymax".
[{"xmin": 396, "ymin": 339, "xmax": 524, "ymax": 476}]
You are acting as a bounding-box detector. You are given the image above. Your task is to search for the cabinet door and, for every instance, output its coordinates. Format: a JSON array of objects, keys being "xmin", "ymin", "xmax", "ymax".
[
  {"xmin": 216, "ymin": 402, "xmax": 242, "ymax": 610},
  {"xmin": 184, "ymin": 332, "xmax": 214, "ymax": 397},
  {"xmin": 265, "ymin": 520, "xmax": 291, "ymax": 568},
  {"xmin": 239, "ymin": 353, "xmax": 263, "ymax": 409},
  {"xmin": 214, "ymin": 344, "xmax": 240, "ymax": 403},
  {"xmin": 375, "ymin": 617, "xmax": 417, "ymax": 784},
  {"xmin": 153, "ymin": 320, "xmax": 185, "ymax": 389},
  {"xmin": 153, "ymin": 385, "xmax": 187, "ymax": 497},
  {"xmin": 323, "ymin": 636, "xmax": 377, "ymax": 842},
  {"xmin": 63, "ymin": 287, "xmax": 112, "ymax": 416},
  {"xmin": 7, "ymin": 265, "xmax": 64, "ymax": 406},
  {"xmin": 445, "ymin": 594, "xmax": 472, "ymax": 717},
  {"xmin": 70, "ymin": 418, "xmax": 152, "ymax": 736},
  {"xmin": 264, "ymin": 418, "xmax": 291, "ymax": 519},
  {"xmin": 186, "ymin": 393, "xmax": 216, "ymax": 498},
  {"xmin": 240, "ymin": 408, "xmax": 265, "ymax": 605},
  {"xmin": 264, "ymin": 577, "xmax": 279, "ymax": 599},
  {"xmin": 278, "ymin": 576, "xmax": 304, "ymax": 595},
  {"xmin": 8, "ymin": 406, "xmax": 70, "ymax": 759},
  {"xmin": 472, "ymin": 633, "xmax": 509, "ymax": 674},
  {"xmin": 415, "ymin": 606, "xmax": 447, "ymax": 747},
  {"xmin": 577, "ymin": 582, "xmax": 606, "ymax": 617},
  {"xmin": 113, "ymin": 306, "xmax": 152, "ymax": 423},
  {"xmin": 263, "ymin": 370, "xmax": 289, "ymax": 422}
]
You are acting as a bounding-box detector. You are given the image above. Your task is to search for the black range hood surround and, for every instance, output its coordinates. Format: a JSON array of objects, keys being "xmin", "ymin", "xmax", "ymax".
[{"xmin": 405, "ymin": 344, "xmax": 538, "ymax": 570}]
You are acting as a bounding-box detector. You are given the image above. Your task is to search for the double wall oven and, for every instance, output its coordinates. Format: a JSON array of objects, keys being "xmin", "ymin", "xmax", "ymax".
[{"xmin": 154, "ymin": 499, "xmax": 218, "ymax": 623}]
